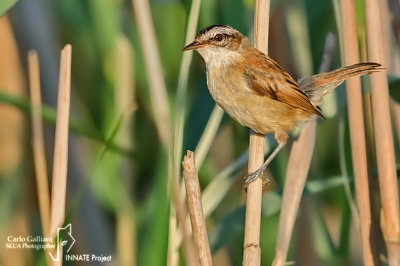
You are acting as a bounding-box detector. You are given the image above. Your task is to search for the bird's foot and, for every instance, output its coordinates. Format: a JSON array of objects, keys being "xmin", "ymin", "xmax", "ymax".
[{"xmin": 244, "ymin": 166, "xmax": 270, "ymax": 189}]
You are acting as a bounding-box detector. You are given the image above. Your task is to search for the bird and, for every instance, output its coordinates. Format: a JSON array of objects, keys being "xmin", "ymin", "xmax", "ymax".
[{"xmin": 182, "ymin": 24, "xmax": 383, "ymax": 186}]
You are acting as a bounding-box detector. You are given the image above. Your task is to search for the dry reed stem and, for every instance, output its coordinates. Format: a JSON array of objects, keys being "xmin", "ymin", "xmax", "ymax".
[
  {"xmin": 28, "ymin": 51, "xmax": 51, "ymax": 235},
  {"xmin": 364, "ymin": 0, "xmax": 400, "ymax": 264},
  {"xmin": 182, "ymin": 151, "xmax": 212, "ymax": 266},
  {"xmin": 171, "ymin": 169, "xmax": 198, "ymax": 266},
  {"xmin": 49, "ymin": 45, "xmax": 72, "ymax": 265},
  {"xmin": 131, "ymin": 0, "xmax": 171, "ymax": 148},
  {"xmin": 378, "ymin": 0, "xmax": 391, "ymax": 70},
  {"xmin": 28, "ymin": 51, "xmax": 53, "ymax": 265},
  {"xmin": 339, "ymin": 1, "xmax": 373, "ymax": 264},
  {"xmin": 272, "ymin": 120, "xmax": 317, "ymax": 266},
  {"xmin": 243, "ymin": 134, "xmax": 263, "ymax": 266},
  {"xmin": 243, "ymin": 1, "xmax": 270, "ymax": 265},
  {"xmin": 272, "ymin": 34, "xmax": 336, "ymax": 266}
]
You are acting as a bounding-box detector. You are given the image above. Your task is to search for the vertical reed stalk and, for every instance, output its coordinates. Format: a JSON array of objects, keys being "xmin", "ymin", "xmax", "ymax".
[
  {"xmin": 339, "ymin": 1, "xmax": 373, "ymax": 264},
  {"xmin": 28, "ymin": 51, "xmax": 51, "ymax": 236},
  {"xmin": 49, "ymin": 45, "xmax": 72, "ymax": 266},
  {"xmin": 364, "ymin": 0, "xmax": 400, "ymax": 264},
  {"xmin": 170, "ymin": 172, "xmax": 198, "ymax": 266},
  {"xmin": 131, "ymin": 0, "xmax": 171, "ymax": 148},
  {"xmin": 131, "ymin": 1, "xmax": 177, "ymax": 264},
  {"xmin": 272, "ymin": 121, "xmax": 317, "ymax": 266},
  {"xmin": 272, "ymin": 33, "xmax": 336, "ymax": 266},
  {"xmin": 115, "ymin": 36, "xmax": 136, "ymax": 266},
  {"xmin": 243, "ymin": 1, "xmax": 270, "ymax": 265},
  {"xmin": 28, "ymin": 51, "xmax": 52, "ymax": 265},
  {"xmin": 182, "ymin": 151, "xmax": 212, "ymax": 266}
]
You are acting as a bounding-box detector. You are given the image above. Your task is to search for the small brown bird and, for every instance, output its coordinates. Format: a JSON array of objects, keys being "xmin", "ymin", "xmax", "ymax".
[{"xmin": 182, "ymin": 25, "xmax": 382, "ymax": 185}]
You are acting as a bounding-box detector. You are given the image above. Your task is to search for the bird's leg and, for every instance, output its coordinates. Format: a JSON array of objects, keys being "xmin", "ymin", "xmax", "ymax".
[{"xmin": 244, "ymin": 131, "xmax": 288, "ymax": 186}]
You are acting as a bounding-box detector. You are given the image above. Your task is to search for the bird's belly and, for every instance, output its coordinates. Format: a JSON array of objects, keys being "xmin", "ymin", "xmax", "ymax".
[{"xmin": 207, "ymin": 76, "xmax": 310, "ymax": 134}]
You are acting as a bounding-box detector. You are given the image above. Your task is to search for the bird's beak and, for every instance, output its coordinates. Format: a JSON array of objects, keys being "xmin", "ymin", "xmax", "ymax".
[{"xmin": 182, "ymin": 41, "xmax": 202, "ymax": 51}]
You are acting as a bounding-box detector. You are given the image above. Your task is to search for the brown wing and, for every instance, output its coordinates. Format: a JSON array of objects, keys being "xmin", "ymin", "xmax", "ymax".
[{"xmin": 241, "ymin": 49, "xmax": 324, "ymax": 118}]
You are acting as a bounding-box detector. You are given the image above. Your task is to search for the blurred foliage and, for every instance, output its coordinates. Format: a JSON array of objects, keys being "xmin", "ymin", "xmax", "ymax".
[
  {"xmin": 0, "ymin": 0, "xmax": 398, "ymax": 265},
  {"xmin": 0, "ymin": 0, "xmax": 17, "ymax": 17}
]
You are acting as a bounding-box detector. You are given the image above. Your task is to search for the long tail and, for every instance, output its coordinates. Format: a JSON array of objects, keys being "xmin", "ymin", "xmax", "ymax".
[{"xmin": 299, "ymin": 62, "xmax": 384, "ymax": 107}]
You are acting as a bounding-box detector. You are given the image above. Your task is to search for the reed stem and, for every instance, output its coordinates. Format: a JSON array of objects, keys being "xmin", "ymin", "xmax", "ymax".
[
  {"xmin": 364, "ymin": 0, "xmax": 400, "ymax": 264},
  {"xmin": 131, "ymin": 0, "xmax": 171, "ymax": 148},
  {"xmin": 272, "ymin": 33, "xmax": 336, "ymax": 266},
  {"xmin": 339, "ymin": 0, "xmax": 374, "ymax": 264},
  {"xmin": 49, "ymin": 45, "xmax": 72, "ymax": 266},
  {"xmin": 183, "ymin": 151, "xmax": 212, "ymax": 266},
  {"xmin": 28, "ymin": 50, "xmax": 53, "ymax": 266},
  {"xmin": 243, "ymin": 1, "xmax": 270, "ymax": 265}
]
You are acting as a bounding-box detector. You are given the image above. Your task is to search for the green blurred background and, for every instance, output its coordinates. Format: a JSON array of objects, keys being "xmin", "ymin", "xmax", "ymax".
[{"xmin": 0, "ymin": 0, "xmax": 399, "ymax": 265}]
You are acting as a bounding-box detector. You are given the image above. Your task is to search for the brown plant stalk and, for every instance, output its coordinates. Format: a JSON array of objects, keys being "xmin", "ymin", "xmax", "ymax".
[
  {"xmin": 364, "ymin": 0, "xmax": 400, "ymax": 264},
  {"xmin": 243, "ymin": 0, "xmax": 270, "ymax": 265},
  {"xmin": 170, "ymin": 170, "xmax": 198, "ymax": 266},
  {"xmin": 272, "ymin": 33, "xmax": 336, "ymax": 266},
  {"xmin": 183, "ymin": 151, "xmax": 212, "ymax": 266},
  {"xmin": 339, "ymin": 0, "xmax": 374, "ymax": 264},
  {"xmin": 49, "ymin": 45, "xmax": 72, "ymax": 266},
  {"xmin": 272, "ymin": 120, "xmax": 317, "ymax": 266},
  {"xmin": 28, "ymin": 51, "xmax": 52, "ymax": 265},
  {"xmin": 28, "ymin": 51, "xmax": 51, "ymax": 236}
]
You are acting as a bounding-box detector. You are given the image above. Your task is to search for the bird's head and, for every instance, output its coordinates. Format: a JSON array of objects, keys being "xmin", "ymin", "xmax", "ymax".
[{"xmin": 182, "ymin": 25, "xmax": 250, "ymax": 63}]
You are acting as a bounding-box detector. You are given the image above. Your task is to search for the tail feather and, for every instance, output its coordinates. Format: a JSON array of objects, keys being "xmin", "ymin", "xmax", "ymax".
[{"xmin": 299, "ymin": 62, "xmax": 384, "ymax": 107}]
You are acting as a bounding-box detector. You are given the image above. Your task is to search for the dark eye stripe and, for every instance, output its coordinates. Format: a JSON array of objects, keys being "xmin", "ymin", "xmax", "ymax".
[
  {"xmin": 214, "ymin": 33, "xmax": 231, "ymax": 42},
  {"xmin": 214, "ymin": 34, "xmax": 223, "ymax": 41}
]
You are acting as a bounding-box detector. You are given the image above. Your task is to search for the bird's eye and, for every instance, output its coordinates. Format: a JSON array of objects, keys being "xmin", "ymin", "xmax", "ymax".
[{"xmin": 214, "ymin": 34, "xmax": 223, "ymax": 41}]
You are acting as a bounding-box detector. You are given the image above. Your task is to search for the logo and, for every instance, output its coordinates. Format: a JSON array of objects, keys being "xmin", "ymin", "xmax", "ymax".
[
  {"xmin": 4, "ymin": 223, "xmax": 112, "ymax": 263},
  {"xmin": 48, "ymin": 223, "xmax": 75, "ymax": 261}
]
